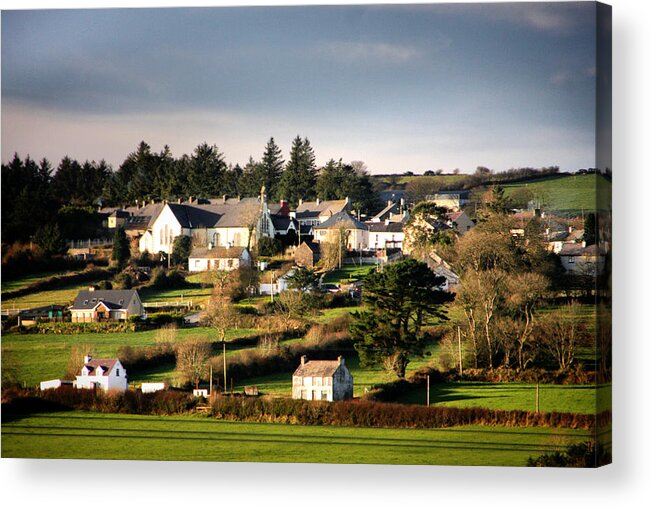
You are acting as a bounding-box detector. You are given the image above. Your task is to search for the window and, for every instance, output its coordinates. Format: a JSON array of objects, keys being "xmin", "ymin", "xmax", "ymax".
[
  {"xmin": 324, "ymin": 377, "xmax": 332, "ymax": 386},
  {"xmin": 116, "ymin": 369, "xmax": 120, "ymax": 377},
  {"xmin": 321, "ymin": 391, "xmax": 328, "ymax": 400},
  {"xmin": 91, "ymin": 298, "xmax": 97, "ymax": 303},
  {"xmin": 568, "ymin": 256, "xmax": 575, "ymax": 263},
  {"xmin": 228, "ymin": 259, "xmax": 234, "ymax": 268},
  {"xmin": 195, "ymin": 260, "xmax": 201, "ymax": 268},
  {"xmin": 314, "ymin": 377, "xmax": 322, "ymax": 387}
]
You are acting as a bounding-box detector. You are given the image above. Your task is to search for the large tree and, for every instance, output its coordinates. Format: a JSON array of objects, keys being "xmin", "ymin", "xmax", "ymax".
[
  {"xmin": 187, "ymin": 142, "xmax": 228, "ymax": 198},
  {"xmin": 350, "ymin": 259, "xmax": 454, "ymax": 378},
  {"xmin": 258, "ymin": 137, "xmax": 284, "ymax": 198},
  {"xmin": 276, "ymin": 136, "xmax": 317, "ymax": 205}
]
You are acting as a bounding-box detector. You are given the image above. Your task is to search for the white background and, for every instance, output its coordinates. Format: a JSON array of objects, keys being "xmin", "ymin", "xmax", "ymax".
[{"xmin": 1, "ymin": 0, "xmax": 649, "ymax": 505}]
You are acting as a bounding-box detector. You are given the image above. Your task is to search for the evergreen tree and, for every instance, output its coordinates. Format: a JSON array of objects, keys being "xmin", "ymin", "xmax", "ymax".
[
  {"xmin": 350, "ymin": 259, "xmax": 454, "ymax": 378},
  {"xmin": 276, "ymin": 136, "xmax": 317, "ymax": 205},
  {"xmin": 258, "ymin": 137, "xmax": 284, "ymax": 198},
  {"xmin": 34, "ymin": 223, "xmax": 67, "ymax": 257},
  {"xmin": 238, "ymin": 158, "xmax": 263, "ymax": 197},
  {"xmin": 111, "ymin": 227, "xmax": 131, "ymax": 267},
  {"xmin": 187, "ymin": 143, "xmax": 227, "ymax": 198}
]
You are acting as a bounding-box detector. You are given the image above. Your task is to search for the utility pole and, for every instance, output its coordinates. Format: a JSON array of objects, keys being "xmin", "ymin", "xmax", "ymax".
[
  {"xmin": 426, "ymin": 374, "xmax": 430, "ymax": 407},
  {"xmin": 209, "ymin": 365, "xmax": 213, "ymax": 397},
  {"xmin": 457, "ymin": 326, "xmax": 463, "ymax": 376},
  {"xmin": 270, "ymin": 270, "xmax": 275, "ymax": 303},
  {"xmin": 223, "ymin": 340, "xmax": 227, "ymax": 395},
  {"xmin": 536, "ymin": 382, "xmax": 540, "ymax": 413}
]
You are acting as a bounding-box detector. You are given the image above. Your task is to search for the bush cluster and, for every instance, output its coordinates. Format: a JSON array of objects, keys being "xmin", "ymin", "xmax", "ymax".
[
  {"xmin": 17, "ymin": 321, "xmax": 137, "ymax": 334},
  {"xmin": 527, "ymin": 441, "xmax": 611, "ymax": 467},
  {"xmin": 208, "ymin": 396, "xmax": 605, "ymax": 430},
  {"xmin": 149, "ymin": 268, "xmax": 187, "ymax": 289}
]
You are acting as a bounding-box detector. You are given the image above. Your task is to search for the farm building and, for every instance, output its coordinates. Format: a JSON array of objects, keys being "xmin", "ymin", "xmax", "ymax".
[
  {"xmin": 292, "ymin": 355, "xmax": 353, "ymax": 402},
  {"xmin": 76, "ymin": 355, "xmax": 128, "ymax": 392},
  {"xmin": 188, "ymin": 245, "xmax": 252, "ymax": 272},
  {"xmin": 18, "ymin": 304, "xmax": 66, "ymax": 326},
  {"xmin": 294, "ymin": 241, "xmax": 321, "ymax": 268},
  {"xmin": 70, "ymin": 288, "xmax": 144, "ymax": 322}
]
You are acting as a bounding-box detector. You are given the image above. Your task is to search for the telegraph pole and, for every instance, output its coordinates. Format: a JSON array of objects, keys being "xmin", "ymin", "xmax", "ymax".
[
  {"xmin": 223, "ymin": 340, "xmax": 227, "ymax": 395},
  {"xmin": 209, "ymin": 365, "xmax": 213, "ymax": 397},
  {"xmin": 457, "ymin": 326, "xmax": 463, "ymax": 376},
  {"xmin": 426, "ymin": 374, "xmax": 430, "ymax": 407}
]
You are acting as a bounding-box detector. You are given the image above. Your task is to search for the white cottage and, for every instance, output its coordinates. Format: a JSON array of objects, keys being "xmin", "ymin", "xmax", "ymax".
[
  {"xmin": 292, "ymin": 355, "xmax": 353, "ymax": 401},
  {"xmin": 76, "ymin": 355, "xmax": 128, "ymax": 392},
  {"xmin": 188, "ymin": 245, "xmax": 252, "ymax": 272}
]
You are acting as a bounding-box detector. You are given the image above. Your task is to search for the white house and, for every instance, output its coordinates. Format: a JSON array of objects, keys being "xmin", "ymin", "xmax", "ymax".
[
  {"xmin": 76, "ymin": 355, "xmax": 128, "ymax": 392},
  {"xmin": 291, "ymin": 198, "xmax": 350, "ymax": 238},
  {"xmin": 366, "ymin": 221, "xmax": 404, "ymax": 251},
  {"xmin": 139, "ymin": 196, "xmax": 273, "ymax": 255},
  {"xmin": 70, "ymin": 289, "xmax": 145, "ymax": 323},
  {"xmin": 259, "ymin": 269, "xmax": 294, "ymax": 296},
  {"xmin": 425, "ymin": 190, "xmax": 470, "ymax": 210},
  {"xmin": 292, "ymin": 355, "xmax": 353, "ymax": 402},
  {"xmin": 40, "ymin": 379, "xmax": 74, "ymax": 391},
  {"xmin": 188, "ymin": 245, "xmax": 252, "ymax": 272}
]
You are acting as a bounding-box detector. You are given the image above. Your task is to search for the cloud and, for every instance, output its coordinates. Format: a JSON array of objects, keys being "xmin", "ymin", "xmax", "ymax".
[{"xmin": 318, "ymin": 41, "xmax": 424, "ymax": 64}]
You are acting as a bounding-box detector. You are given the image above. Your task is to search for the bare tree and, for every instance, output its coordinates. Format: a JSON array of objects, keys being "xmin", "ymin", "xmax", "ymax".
[
  {"xmin": 66, "ymin": 343, "xmax": 94, "ymax": 380},
  {"xmin": 176, "ymin": 338, "xmax": 211, "ymax": 389},
  {"xmin": 538, "ymin": 303, "xmax": 584, "ymax": 371}
]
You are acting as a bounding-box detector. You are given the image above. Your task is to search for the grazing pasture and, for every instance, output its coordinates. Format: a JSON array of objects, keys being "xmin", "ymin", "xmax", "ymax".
[{"xmin": 1, "ymin": 411, "xmax": 594, "ymax": 466}]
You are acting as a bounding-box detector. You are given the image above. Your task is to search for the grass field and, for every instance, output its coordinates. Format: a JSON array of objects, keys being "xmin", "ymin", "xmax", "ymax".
[
  {"xmin": 1, "ymin": 327, "xmax": 258, "ymax": 388},
  {"xmin": 321, "ymin": 265, "xmax": 376, "ymax": 285},
  {"xmin": 0, "ymin": 282, "xmax": 99, "ymax": 309},
  {"xmin": 0, "ymin": 270, "xmax": 76, "ymax": 293},
  {"xmin": 500, "ymin": 174, "xmax": 609, "ymax": 214},
  {"xmin": 396, "ymin": 381, "xmax": 611, "ymax": 415},
  {"xmin": 1, "ymin": 411, "xmax": 594, "ymax": 466}
]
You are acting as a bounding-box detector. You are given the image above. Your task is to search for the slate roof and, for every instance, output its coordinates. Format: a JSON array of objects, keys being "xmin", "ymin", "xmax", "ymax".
[
  {"xmin": 295, "ymin": 199, "xmax": 348, "ymax": 220},
  {"xmin": 82, "ymin": 358, "xmax": 119, "ymax": 377},
  {"xmin": 559, "ymin": 243, "xmax": 605, "ymax": 256},
  {"xmin": 71, "ymin": 290, "xmax": 139, "ymax": 310},
  {"xmin": 366, "ymin": 221, "xmax": 404, "ymax": 233},
  {"xmin": 293, "ymin": 359, "xmax": 342, "ymax": 377},
  {"xmin": 297, "ymin": 241, "xmax": 320, "ymax": 254},
  {"xmin": 190, "ymin": 246, "xmax": 248, "ymax": 259},
  {"xmin": 271, "ymin": 215, "xmax": 297, "ymax": 231},
  {"xmin": 313, "ymin": 211, "xmax": 368, "ymax": 231},
  {"xmin": 166, "ymin": 198, "xmax": 261, "ymax": 229}
]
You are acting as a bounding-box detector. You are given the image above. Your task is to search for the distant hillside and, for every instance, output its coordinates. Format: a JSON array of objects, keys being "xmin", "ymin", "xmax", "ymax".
[{"xmin": 500, "ymin": 174, "xmax": 610, "ymax": 215}]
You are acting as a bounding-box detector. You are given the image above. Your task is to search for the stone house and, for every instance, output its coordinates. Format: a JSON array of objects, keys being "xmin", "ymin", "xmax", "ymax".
[
  {"xmin": 312, "ymin": 211, "xmax": 369, "ymax": 251},
  {"xmin": 292, "ymin": 355, "xmax": 353, "ymax": 401},
  {"xmin": 294, "ymin": 241, "xmax": 321, "ymax": 268}
]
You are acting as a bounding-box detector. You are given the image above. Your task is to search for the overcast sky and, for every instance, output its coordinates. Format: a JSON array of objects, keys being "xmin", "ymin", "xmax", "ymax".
[{"xmin": 1, "ymin": 2, "xmax": 599, "ymax": 174}]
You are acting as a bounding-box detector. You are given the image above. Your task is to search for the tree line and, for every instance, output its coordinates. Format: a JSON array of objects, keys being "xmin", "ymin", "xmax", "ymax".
[{"xmin": 1, "ymin": 136, "xmax": 380, "ymax": 245}]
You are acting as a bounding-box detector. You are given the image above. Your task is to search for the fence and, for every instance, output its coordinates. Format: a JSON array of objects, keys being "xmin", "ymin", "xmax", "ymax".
[
  {"xmin": 143, "ymin": 300, "xmax": 193, "ymax": 310},
  {"xmin": 66, "ymin": 238, "xmax": 113, "ymax": 249}
]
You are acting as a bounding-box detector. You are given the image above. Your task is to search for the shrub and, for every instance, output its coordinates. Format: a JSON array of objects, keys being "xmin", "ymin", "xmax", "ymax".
[{"xmin": 527, "ymin": 441, "xmax": 611, "ymax": 467}]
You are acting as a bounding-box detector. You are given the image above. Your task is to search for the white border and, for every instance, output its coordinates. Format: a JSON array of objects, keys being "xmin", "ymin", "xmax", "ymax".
[{"xmin": 2, "ymin": 1, "xmax": 649, "ymax": 505}]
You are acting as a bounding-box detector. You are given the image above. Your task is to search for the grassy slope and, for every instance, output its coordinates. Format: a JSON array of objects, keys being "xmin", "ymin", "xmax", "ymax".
[
  {"xmin": 1, "ymin": 327, "xmax": 258, "ymax": 388},
  {"xmin": 500, "ymin": 174, "xmax": 608, "ymax": 214},
  {"xmin": 1, "ymin": 270, "xmax": 76, "ymax": 293},
  {"xmin": 1, "ymin": 412, "xmax": 592, "ymax": 466}
]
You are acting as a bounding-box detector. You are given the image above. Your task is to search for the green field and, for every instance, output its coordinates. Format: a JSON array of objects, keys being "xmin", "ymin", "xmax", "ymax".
[
  {"xmin": 321, "ymin": 265, "xmax": 376, "ymax": 285},
  {"xmin": 1, "ymin": 411, "xmax": 593, "ymax": 466},
  {"xmin": 501, "ymin": 174, "xmax": 609, "ymax": 214},
  {"xmin": 1, "ymin": 270, "xmax": 76, "ymax": 294},
  {"xmin": 1, "ymin": 282, "xmax": 98, "ymax": 309},
  {"xmin": 397, "ymin": 381, "xmax": 611, "ymax": 415},
  {"xmin": 1, "ymin": 327, "xmax": 258, "ymax": 388}
]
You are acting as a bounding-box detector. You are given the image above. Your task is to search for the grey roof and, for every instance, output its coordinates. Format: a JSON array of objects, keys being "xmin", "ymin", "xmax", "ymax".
[
  {"xmin": 559, "ymin": 243, "xmax": 605, "ymax": 256},
  {"xmin": 71, "ymin": 290, "xmax": 139, "ymax": 310},
  {"xmin": 366, "ymin": 222, "xmax": 404, "ymax": 233},
  {"xmin": 190, "ymin": 246, "xmax": 248, "ymax": 259},
  {"xmin": 18, "ymin": 304, "xmax": 66, "ymax": 318},
  {"xmin": 165, "ymin": 198, "xmax": 261, "ymax": 229},
  {"xmin": 372, "ymin": 201, "xmax": 401, "ymax": 221},
  {"xmin": 295, "ymin": 199, "xmax": 348, "ymax": 220},
  {"xmin": 293, "ymin": 359, "xmax": 342, "ymax": 377},
  {"xmin": 313, "ymin": 211, "xmax": 368, "ymax": 231},
  {"xmin": 271, "ymin": 215, "xmax": 297, "ymax": 231}
]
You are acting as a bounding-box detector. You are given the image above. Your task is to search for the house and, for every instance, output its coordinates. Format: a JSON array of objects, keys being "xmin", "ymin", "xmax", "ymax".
[
  {"xmin": 312, "ymin": 211, "xmax": 369, "ymax": 251},
  {"xmin": 402, "ymin": 215, "xmax": 454, "ymax": 256},
  {"xmin": 558, "ymin": 242, "xmax": 607, "ymax": 275},
  {"xmin": 366, "ymin": 221, "xmax": 404, "ymax": 251},
  {"xmin": 425, "ymin": 252, "xmax": 460, "ymax": 291},
  {"xmin": 188, "ymin": 245, "xmax": 252, "ymax": 272},
  {"xmin": 70, "ymin": 288, "xmax": 145, "ymax": 322},
  {"xmin": 17, "ymin": 304, "xmax": 66, "ymax": 326},
  {"xmin": 76, "ymin": 355, "xmax": 128, "ymax": 392},
  {"xmin": 291, "ymin": 198, "xmax": 350, "ymax": 239},
  {"xmin": 138, "ymin": 194, "xmax": 273, "ymax": 255},
  {"xmin": 40, "ymin": 379, "xmax": 74, "ymax": 391},
  {"xmin": 259, "ymin": 268, "xmax": 295, "ymax": 296},
  {"xmin": 370, "ymin": 200, "xmax": 408, "ymax": 223},
  {"xmin": 445, "ymin": 211, "xmax": 474, "ymax": 235},
  {"xmin": 292, "ymin": 355, "xmax": 353, "ymax": 401},
  {"xmin": 426, "ymin": 190, "xmax": 470, "ymax": 210},
  {"xmin": 294, "ymin": 241, "xmax": 321, "ymax": 268},
  {"xmin": 141, "ymin": 382, "xmax": 167, "ymax": 393}
]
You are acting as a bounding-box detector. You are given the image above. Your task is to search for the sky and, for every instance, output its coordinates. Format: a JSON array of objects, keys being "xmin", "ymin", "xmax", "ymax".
[{"xmin": 1, "ymin": 1, "xmax": 600, "ymax": 174}]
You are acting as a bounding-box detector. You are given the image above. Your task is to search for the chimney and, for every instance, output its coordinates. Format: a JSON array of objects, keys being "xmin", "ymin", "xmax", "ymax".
[
  {"xmin": 385, "ymin": 219, "xmax": 390, "ymax": 226},
  {"xmin": 150, "ymin": 199, "xmax": 155, "ymax": 205},
  {"xmin": 582, "ymin": 240, "xmax": 587, "ymax": 248},
  {"xmin": 208, "ymin": 242, "xmax": 213, "ymax": 250},
  {"xmin": 88, "ymin": 286, "xmax": 95, "ymax": 292},
  {"xmin": 301, "ymin": 355, "xmax": 307, "ymax": 366},
  {"xmin": 299, "ymin": 198, "xmax": 303, "ymax": 206},
  {"xmin": 177, "ymin": 198, "xmax": 182, "ymax": 204},
  {"xmin": 237, "ymin": 195, "xmax": 241, "ymax": 202},
  {"xmin": 223, "ymin": 194, "xmax": 227, "ymax": 203},
  {"xmin": 345, "ymin": 196, "xmax": 349, "ymax": 204},
  {"xmin": 84, "ymin": 355, "xmax": 92, "ymax": 364},
  {"xmin": 568, "ymin": 226, "xmax": 573, "ymax": 233},
  {"xmin": 338, "ymin": 356, "xmax": 344, "ymax": 366},
  {"xmin": 316, "ymin": 198, "xmax": 320, "ymax": 205},
  {"xmin": 189, "ymin": 196, "xmax": 194, "ymax": 204}
]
